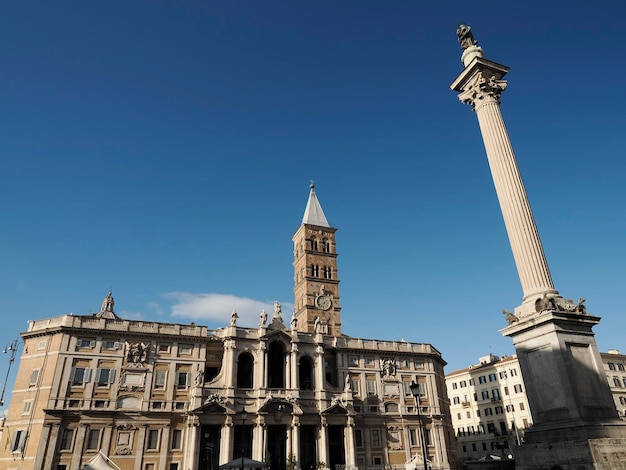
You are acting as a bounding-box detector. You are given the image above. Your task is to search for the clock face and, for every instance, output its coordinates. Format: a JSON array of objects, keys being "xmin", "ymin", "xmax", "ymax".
[{"xmin": 315, "ymin": 295, "xmax": 332, "ymax": 311}]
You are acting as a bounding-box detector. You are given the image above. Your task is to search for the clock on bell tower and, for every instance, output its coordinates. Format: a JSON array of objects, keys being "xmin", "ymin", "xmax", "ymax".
[{"xmin": 292, "ymin": 182, "xmax": 341, "ymax": 336}]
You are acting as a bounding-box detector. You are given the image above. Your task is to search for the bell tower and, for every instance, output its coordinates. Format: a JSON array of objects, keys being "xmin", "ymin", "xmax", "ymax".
[{"xmin": 292, "ymin": 183, "xmax": 341, "ymax": 336}]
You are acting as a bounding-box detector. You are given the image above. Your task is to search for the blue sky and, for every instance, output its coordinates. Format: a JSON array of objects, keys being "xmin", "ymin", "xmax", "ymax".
[{"xmin": 1, "ymin": 1, "xmax": 625, "ymax": 413}]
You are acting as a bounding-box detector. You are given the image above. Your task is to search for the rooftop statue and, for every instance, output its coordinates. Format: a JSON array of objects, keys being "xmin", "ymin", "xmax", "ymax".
[{"xmin": 457, "ymin": 23, "xmax": 478, "ymax": 50}]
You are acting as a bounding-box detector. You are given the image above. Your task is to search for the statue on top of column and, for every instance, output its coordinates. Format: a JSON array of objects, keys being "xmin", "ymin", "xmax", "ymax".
[{"xmin": 457, "ymin": 23, "xmax": 478, "ymax": 50}]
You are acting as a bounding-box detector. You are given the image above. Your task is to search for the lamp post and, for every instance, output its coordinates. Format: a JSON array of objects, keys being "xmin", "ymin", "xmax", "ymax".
[
  {"xmin": 1, "ymin": 339, "xmax": 19, "ymax": 407},
  {"xmin": 410, "ymin": 381, "xmax": 428, "ymax": 470},
  {"xmin": 241, "ymin": 409, "xmax": 248, "ymax": 470}
]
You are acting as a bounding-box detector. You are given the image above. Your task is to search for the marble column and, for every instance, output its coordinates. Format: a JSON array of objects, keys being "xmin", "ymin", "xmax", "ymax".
[
  {"xmin": 221, "ymin": 419, "xmax": 234, "ymax": 465},
  {"xmin": 344, "ymin": 417, "xmax": 356, "ymax": 467},
  {"xmin": 318, "ymin": 419, "xmax": 329, "ymax": 467},
  {"xmin": 451, "ymin": 51, "xmax": 559, "ymax": 309}
]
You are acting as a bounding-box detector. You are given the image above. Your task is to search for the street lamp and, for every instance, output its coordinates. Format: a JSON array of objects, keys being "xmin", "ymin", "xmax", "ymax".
[
  {"xmin": 409, "ymin": 381, "xmax": 429, "ymax": 470},
  {"xmin": 241, "ymin": 409, "xmax": 248, "ymax": 470},
  {"xmin": 1, "ymin": 339, "xmax": 19, "ymax": 407}
]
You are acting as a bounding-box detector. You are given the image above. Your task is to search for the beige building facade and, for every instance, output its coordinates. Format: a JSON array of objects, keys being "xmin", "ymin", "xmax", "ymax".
[
  {"xmin": 0, "ymin": 185, "xmax": 458, "ymax": 470},
  {"xmin": 445, "ymin": 354, "xmax": 531, "ymax": 463},
  {"xmin": 446, "ymin": 351, "xmax": 626, "ymax": 464}
]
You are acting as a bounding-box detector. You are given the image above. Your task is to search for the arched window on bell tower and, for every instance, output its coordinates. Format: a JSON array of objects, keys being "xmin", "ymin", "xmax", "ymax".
[
  {"xmin": 310, "ymin": 236, "xmax": 318, "ymax": 251},
  {"xmin": 323, "ymin": 266, "xmax": 332, "ymax": 279},
  {"xmin": 311, "ymin": 265, "xmax": 319, "ymax": 277},
  {"xmin": 322, "ymin": 238, "xmax": 330, "ymax": 253}
]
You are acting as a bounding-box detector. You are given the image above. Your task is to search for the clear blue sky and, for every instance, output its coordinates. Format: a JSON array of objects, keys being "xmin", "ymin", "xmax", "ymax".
[{"xmin": 1, "ymin": 1, "xmax": 625, "ymax": 413}]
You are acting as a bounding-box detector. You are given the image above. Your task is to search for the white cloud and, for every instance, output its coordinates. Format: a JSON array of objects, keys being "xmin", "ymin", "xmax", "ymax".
[{"xmin": 162, "ymin": 292, "xmax": 294, "ymax": 328}]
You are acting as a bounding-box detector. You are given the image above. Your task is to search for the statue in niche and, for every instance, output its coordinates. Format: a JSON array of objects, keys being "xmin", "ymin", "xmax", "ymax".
[
  {"xmin": 314, "ymin": 316, "xmax": 321, "ymax": 333},
  {"xmin": 195, "ymin": 368, "xmax": 204, "ymax": 386},
  {"xmin": 502, "ymin": 309, "xmax": 519, "ymax": 325},
  {"xmin": 259, "ymin": 309, "xmax": 268, "ymax": 327},
  {"xmin": 290, "ymin": 313, "xmax": 298, "ymax": 331},
  {"xmin": 457, "ymin": 23, "xmax": 478, "ymax": 50},
  {"xmin": 344, "ymin": 374, "xmax": 351, "ymax": 392}
]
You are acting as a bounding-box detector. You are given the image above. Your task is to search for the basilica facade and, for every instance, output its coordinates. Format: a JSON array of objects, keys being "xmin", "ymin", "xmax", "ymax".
[{"xmin": 0, "ymin": 185, "xmax": 458, "ymax": 470}]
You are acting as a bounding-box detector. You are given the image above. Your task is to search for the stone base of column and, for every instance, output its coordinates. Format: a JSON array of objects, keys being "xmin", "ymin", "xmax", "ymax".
[
  {"xmin": 501, "ymin": 309, "xmax": 626, "ymax": 469},
  {"xmin": 513, "ymin": 435, "xmax": 626, "ymax": 470}
]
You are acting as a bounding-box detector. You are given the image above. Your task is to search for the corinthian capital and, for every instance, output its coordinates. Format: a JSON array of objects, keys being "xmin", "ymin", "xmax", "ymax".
[{"xmin": 457, "ymin": 72, "xmax": 507, "ymax": 110}]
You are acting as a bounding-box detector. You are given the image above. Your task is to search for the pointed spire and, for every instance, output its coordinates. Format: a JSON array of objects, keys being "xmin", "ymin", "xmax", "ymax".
[{"xmin": 302, "ymin": 181, "xmax": 329, "ymax": 227}]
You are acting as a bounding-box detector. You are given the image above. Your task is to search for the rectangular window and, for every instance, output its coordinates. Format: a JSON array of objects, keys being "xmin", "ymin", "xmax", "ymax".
[
  {"xmin": 22, "ymin": 400, "xmax": 33, "ymax": 415},
  {"xmin": 96, "ymin": 368, "xmax": 117, "ymax": 386},
  {"xmin": 514, "ymin": 384, "xmax": 523, "ymax": 393},
  {"xmin": 506, "ymin": 404, "xmax": 515, "ymax": 412},
  {"xmin": 364, "ymin": 357, "xmax": 374, "ymax": 366},
  {"xmin": 351, "ymin": 378, "xmax": 361, "ymax": 395},
  {"xmin": 481, "ymin": 390, "xmax": 489, "ymax": 400},
  {"xmin": 355, "ymin": 429, "xmax": 363, "ymax": 447},
  {"xmin": 38, "ymin": 340, "xmax": 47, "ymax": 350},
  {"xmin": 169, "ymin": 465, "xmax": 179, "ymax": 470},
  {"xmin": 175, "ymin": 402, "xmax": 186, "ymax": 410},
  {"xmin": 414, "ymin": 359, "xmax": 424, "ymax": 369},
  {"xmin": 453, "ymin": 397, "xmax": 460, "ymax": 405},
  {"xmin": 69, "ymin": 367, "xmax": 91, "ymax": 385},
  {"xmin": 171, "ymin": 429, "xmax": 182, "ymax": 450},
  {"xmin": 176, "ymin": 371, "xmax": 189, "ymax": 389},
  {"xmin": 10, "ymin": 430, "xmax": 27, "ymax": 453},
  {"xmin": 409, "ymin": 428, "xmax": 418, "ymax": 445},
  {"xmin": 492, "ymin": 388, "xmax": 501, "ymax": 399},
  {"xmin": 476, "ymin": 409, "xmax": 481, "ymax": 417},
  {"xmin": 154, "ymin": 370, "xmax": 168, "ymax": 389},
  {"xmin": 503, "ymin": 386, "xmax": 509, "ymax": 396},
  {"xmin": 59, "ymin": 428, "xmax": 74, "ymax": 450},
  {"xmin": 618, "ymin": 363, "xmax": 625, "ymax": 371},
  {"xmin": 519, "ymin": 402, "xmax": 525, "ymax": 411},
  {"xmin": 452, "ymin": 382, "xmax": 458, "ymax": 390},
  {"xmin": 86, "ymin": 429, "xmax": 101, "ymax": 450},
  {"xmin": 484, "ymin": 408, "xmax": 493, "ymax": 416},
  {"xmin": 77, "ymin": 339, "xmax": 96, "ymax": 348},
  {"xmin": 158, "ymin": 343, "xmax": 171, "ymax": 354},
  {"xmin": 499, "ymin": 371, "xmax": 507, "ymax": 379},
  {"xmin": 102, "ymin": 341, "xmax": 120, "ymax": 350},
  {"xmin": 609, "ymin": 362, "xmax": 616, "ymax": 370},
  {"xmin": 371, "ymin": 429, "xmax": 381, "ymax": 447},
  {"xmin": 510, "ymin": 368, "xmax": 517, "ymax": 376},
  {"xmin": 403, "ymin": 381, "xmax": 412, "ymax": 396},
  {"xmin": 29, "ymin": 369, "xmax": 40, "ymax": 386},
  {"xmin": 349, "ymin": 356, "xmax": 359, "ymax": 366},
  {"xmin": 179, "ymin": 344, "xmax": 193, "ymax": 355},
  {"xmin": 488, "ymin": 373, "xmax": 497, "ymax": 382},
  {"xmin": 147, "ymin": 429, "xmax": 160, "ymax": 450},
  {"xmin": 495, "ymin": 406, "xmax": 504, "ymax": 415},
  {"xmin": 459, "ymin": 380, "xmax": 467, "ymax": 387},
  {"xmin": 469, "ymin": 378, "xmax": 475, "ymax": 386},
  {"xmin": 366, "ymin": 379, "xmax": 376, "ymax": 395},
  {"xmin": 479, "ymin": 376, "xmax": 486, "ymax": 384}
]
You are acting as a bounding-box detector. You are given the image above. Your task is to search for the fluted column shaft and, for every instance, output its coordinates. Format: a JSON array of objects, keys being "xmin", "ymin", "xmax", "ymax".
[
  {"xmin": 475, "ymin": 96, "xmax": 556, "ymax": 300},
  {"xmin": 453, "ymin": 60, "xmax": 558, "ymax": 303}
]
